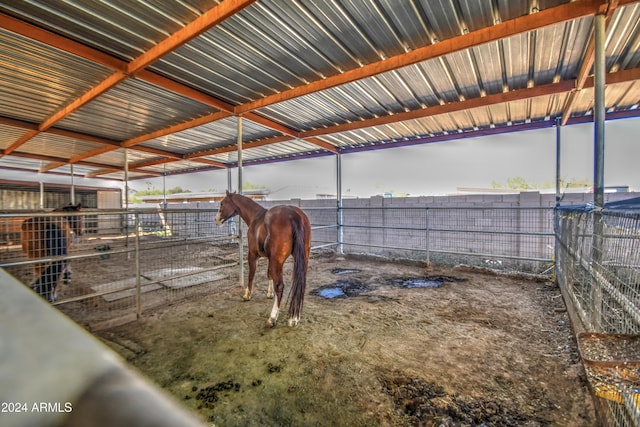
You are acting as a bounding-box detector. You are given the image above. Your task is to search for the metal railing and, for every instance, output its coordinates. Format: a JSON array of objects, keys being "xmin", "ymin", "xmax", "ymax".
[
  {"xmin": 0, "ymin": 205, "xmax": 557, "ymax": 330},
  {"xmin": 555, "ymin": 205, "xmax": 640, "ymax": 426},
  {"xmin": 334, "ymin": 205, "xmax": 555, "ymax": 273},
  {"xmin": 1, "ymin": 208, "xmax": 238, "ymax": 329},
  {"xmin": 4, "ymin": 202, "xmax": 638, "ymax": 425}
]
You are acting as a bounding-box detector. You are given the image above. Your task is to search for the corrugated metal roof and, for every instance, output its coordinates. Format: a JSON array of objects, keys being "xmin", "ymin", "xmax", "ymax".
[{"xmin": 0, "ymin": 0, "xmax": 639, "ymax": 182}]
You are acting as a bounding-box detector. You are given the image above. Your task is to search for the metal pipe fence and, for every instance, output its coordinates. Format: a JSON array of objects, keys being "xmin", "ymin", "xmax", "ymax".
[
  {"xmin": 3, "ymin": 201, "xmax": 639, "ymax": 425},
  {"xmin": 336, "ymin": 205, "xmax": 555, "ymax": 274},
  {"xmin": 555, "ymin": 205, "xmax": 640, "ymax": 426},
  {"xmin": 0, "ymin": 208, "xmax": 238, "ymax": 330}
]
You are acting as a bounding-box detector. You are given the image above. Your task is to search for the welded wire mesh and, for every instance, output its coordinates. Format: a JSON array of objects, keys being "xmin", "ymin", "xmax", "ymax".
[
  {"xmin": 339, "ymin": 206, "xmax": 554, "ymax": 273},
  {"xmin": 0, "ymin": 208, "xmax": 238, "ymax": 329},
  {"xmin": 556, "ymin": 204, "xmax": 640, "ymax": 426}
]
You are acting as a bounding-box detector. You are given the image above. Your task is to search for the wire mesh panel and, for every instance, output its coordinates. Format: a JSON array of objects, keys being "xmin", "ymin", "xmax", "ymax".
[
  {"xmin": 339, "ymin": 206, "xmax": 554, "ymax": 273},
  {"xmin": 556, "ymin": 206, "xmax": 640, "ymax": 334},
  {"xmin": 556, "ymin": 200, "xmax": 640, "ymax": 426},
  {"xmin": 304, "ymin": 206, "xmax": 339, "ymax": 251},
  {"xmin": 0, "ymin": 208, "xmax": 238, "ymax": 329}
]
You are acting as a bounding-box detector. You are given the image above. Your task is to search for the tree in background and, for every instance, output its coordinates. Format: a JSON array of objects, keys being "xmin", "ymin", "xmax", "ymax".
[
  {"xmin": 491, "ymin": 176, "xmax": 592, "ymax": 190},
  {"xmin": 129, "ymin": 185, "xmax": 191, "ymax": 203}
]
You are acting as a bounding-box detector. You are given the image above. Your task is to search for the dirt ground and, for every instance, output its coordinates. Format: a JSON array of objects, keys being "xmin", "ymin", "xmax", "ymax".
[{"xmin": 96, "ymin": 253, "xmax": 595, "ymax": 427}]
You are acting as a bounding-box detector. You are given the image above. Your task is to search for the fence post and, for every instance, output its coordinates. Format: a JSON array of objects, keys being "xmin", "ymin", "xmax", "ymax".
[
  {"xmin": 591, "ymin": 12, "xmax": 606, "ymax": 331},
  {"xmin": 337, "ymin": 200, "xmax": 343, "ymax": 255},
  {"xmin": 135, "ymin": 213, "xmax": 141, "ymax": 319},
  {"xmin": 425, "ymin": 207, "xmax": 430, "ymax": 266}
]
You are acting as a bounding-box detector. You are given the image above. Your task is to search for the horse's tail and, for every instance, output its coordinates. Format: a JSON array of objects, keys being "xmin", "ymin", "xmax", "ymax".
[
  {"xmin": 288, "ymin": 212, "xmax": 310, "ymax": 321},
  {"xmin": 32, "ymin": 223, "xmax": 67, "ymax": 302}
]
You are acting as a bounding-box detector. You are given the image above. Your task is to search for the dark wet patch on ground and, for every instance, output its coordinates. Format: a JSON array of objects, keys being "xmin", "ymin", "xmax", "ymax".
[
  {"xmin": 311, "ymin": 279, "xmax": 371, "ymax": 299},
  {"xmin": 391, "ymin": 275, "xmax": 466, "ymax": 289},
  {"xmin": 331, "ymin": 268, "xmax": 362, "ymax": 275},
  {"xmin": 313, "ymin": 275, "xmax": 466, "ymax": 299}
]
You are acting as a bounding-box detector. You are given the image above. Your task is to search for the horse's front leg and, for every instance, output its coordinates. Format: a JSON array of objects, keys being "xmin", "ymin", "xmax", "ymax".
[
  {"xmin": 62, "ymin": 262, "xmax": 72, "ymax": 285},
  {"xmin": 243, "ymin": 252, "xmax": 258, "ymax": 301}
]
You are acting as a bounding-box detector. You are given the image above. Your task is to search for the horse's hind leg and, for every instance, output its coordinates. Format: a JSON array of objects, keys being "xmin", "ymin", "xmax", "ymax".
[{"xmin": 266, "ymin": 259, "xmax": 284, "ymax": 328}]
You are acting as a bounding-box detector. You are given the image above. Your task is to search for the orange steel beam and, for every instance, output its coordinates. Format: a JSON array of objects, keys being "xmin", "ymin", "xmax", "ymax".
[
  {"xmin": 0, "ymin": 13, "xmax": 126, "ymax": 71},
  {"xmin": 39, "ymin": 162, "xmax": 66, "ymax": 173},
  {"xmin": 3, "ymin": 0, "xmax": 639, "ymax": 175},
  {"xmin": 121, "ymin": 111, "xmax": 233, "ymax": 148},
  {"xmin": 305, "ymin": 137, "xmax": 340, "ymax": 152},
  {"xmin": 0, "ymin": 1, "xmax": 256, "ymax": 162},
  {"xmin": 191, "ymin": 158, "xmax": 228, "ymax": 168},
  {"xmin": 1, "ymin": 11, "xmax": 307, "ymax": 147},
  {"xmin": 136, "ymin": 70, "xmax": 235, "ymax": 112},
  {"xmin": 297, "ymin": 67, "xmax": 640, "ymax": 140},
  {"xmin": 86, "ymin": 167, "xmax": 162, "ymax": 178},
  {"xmin": 38, "ymin": 72, "xmax": 128, "ymax": 132},
  {"xmin": 3, "ymin": 130, "xmax": 39, "ymax": 156},
  {"xmin": 127, "ymin": 0, "xmax": 258, "ymax": 75},
  {"xmin": 5, "ymin": 66, "xmax": 640, "ymax": 176},
  {"xmin": 300, "ymin": 81, "xmax": 578, "ymax": 138},
  {"xmin": 7, "ymin": 150, "xmax": 122, "ymax": 170},
  {"xmin": 184, "ymin": 135, "xmax": 295, "ymax": 159},
  {"xmin": 235, "ymin": 0, "xmax": 611, "ymax": 115}
]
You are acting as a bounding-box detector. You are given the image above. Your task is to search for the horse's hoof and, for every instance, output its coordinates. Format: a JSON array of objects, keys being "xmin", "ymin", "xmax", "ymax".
[
  {"xmin": 266, "ymin": 318, "xmax": 276, "ymax": 328},
  {"xmin": 288, "ymin": 317, "xmax": 300, "ymax": 327},
  {"xmin": 242, "ymin": 295, "xmax": 251, "ymax": 301}
]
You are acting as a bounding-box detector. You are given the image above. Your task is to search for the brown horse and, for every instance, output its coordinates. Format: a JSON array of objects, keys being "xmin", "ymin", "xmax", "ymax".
[
  {"xmin": 21, "ymin": 203, "xmax": 83, "ymax": 302},
  {"xmin": 215, "ymin": 192, "xmax": 311, "ymax": 327}
]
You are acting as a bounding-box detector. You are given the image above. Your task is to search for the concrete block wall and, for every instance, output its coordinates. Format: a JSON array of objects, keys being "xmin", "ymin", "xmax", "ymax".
[
  {"xmin": 236, "ymin": 192, "xmax": 639, "ymax": 266},
  {"xmin": 273, "ymin": 192, "xmax": 636, "ymax": 264}
]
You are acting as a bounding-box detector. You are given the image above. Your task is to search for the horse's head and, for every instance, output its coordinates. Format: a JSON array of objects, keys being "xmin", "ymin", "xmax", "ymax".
[
  {"xmin": 215, "ymin": 191, "xmax": 238, "ymax": 226},
  {"xmin": 55, "ymin": 203, "xmax": 83, "ymax": 236}
]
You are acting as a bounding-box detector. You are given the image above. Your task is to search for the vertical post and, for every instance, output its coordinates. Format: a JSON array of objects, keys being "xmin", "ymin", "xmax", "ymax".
[
  {"xmin": 125, "ymin": 149, "xmax": 130, "ymax": 258},
  {"xmin": 425, "ymin": 208, "xmax": 430, "ymax": 266},
  {"xmin": 135, "ymin": 213, "xmax": 141, "ymax": 318},
  {"xmin": 554, "ymin": 117, "xmax": 562, "ymax": 284},
  {"xmin": 39, "ymin": 182, "xmax": 44, "ymax": 209},
  {"xmin": 336, "ymin": 153, "xmax": 343, "ymax": 254},
  {"xmin": 237, "ymin": 116, "xmax": 244, "ymax": 288},
  {"xmin": 591, "ymin": 13, "xmax": 606, "ymax": 331},
  {"xmin": 162, "ymin": 164, "xmax": 167, "ymax": 210},
  {"xmin": 70, "ymin": 164, "xmax": 75, "ymax": 205},
  {"xmin": 555, "ymin": 117, "xmax": 562, "ymax": 207},
  {"xmin": 124, "ymin": 149, "xmax": 129, "ymax": 211},
  {"xmin": 593, "ymin": 13, "xmax": 606, "ymax": 210}
]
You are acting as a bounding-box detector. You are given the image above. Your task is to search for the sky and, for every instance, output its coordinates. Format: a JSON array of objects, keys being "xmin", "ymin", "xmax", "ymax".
[
  {"xmin": 6, "ymin": 116, "xmax": 639, "ymax": 201},
  {"xmin": 134, "ymin": 116, "xmax": 640, "ymax": 200}
]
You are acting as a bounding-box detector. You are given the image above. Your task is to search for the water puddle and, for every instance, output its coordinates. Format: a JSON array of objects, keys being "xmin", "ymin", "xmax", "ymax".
[
  {"xmin": 316, "ymin": 287, "xmax": 347, "ymax": 299},
  {"xmin": 331, "ymin": 268, "xmax": 362, "ymax": 275},
  {"xmin": 392, "ymin": 275, "xmax": 466, "ymax": 289},
  {"xmin": 396, "ymin": 278, "xmax": 444, "ymax": 289},
  {"xmin": 312, "ymin": 280, "xmax": 370, "ymax": 299},
  {"xmin": 314, "ymin": 275, "xmax": 465, "ymax": 299}
]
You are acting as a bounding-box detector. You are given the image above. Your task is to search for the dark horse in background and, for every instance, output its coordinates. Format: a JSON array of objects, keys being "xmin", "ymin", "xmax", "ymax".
[
  {"xmin": 215, "ymin": 192, "xmax": 311, "ymax": 327},
  {"xmin": 21, "ymin": 203, "xmax": 83, "ymax": 302}
]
